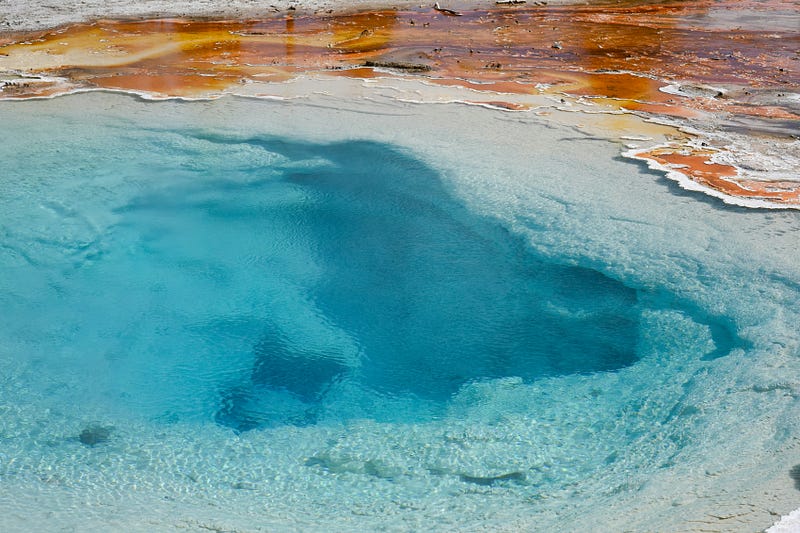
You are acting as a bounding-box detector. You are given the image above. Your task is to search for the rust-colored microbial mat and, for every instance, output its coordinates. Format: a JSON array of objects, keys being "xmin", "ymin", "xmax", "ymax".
[{"xmin": 1, "ymin": 0, "xmax": 798, "ymax": 207}]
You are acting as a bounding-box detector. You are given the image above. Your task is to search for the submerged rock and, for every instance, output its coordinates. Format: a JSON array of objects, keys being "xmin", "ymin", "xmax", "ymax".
[
  {"xmin": 79, "ymin": 424, "xmax": 112, "ymax": 446},
  {"xmin": 459, "ymin": 471, "xmax": 526, "ymax": 486}
]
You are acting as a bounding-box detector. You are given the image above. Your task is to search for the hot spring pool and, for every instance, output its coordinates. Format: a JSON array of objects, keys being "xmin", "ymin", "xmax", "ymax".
[{"xmin": 1, "ymin": 90, "xmax": 799, "ymax": 531}]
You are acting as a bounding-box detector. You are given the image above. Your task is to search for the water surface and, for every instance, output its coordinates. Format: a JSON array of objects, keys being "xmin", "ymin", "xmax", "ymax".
[{"xmin": 1, "ymin": 92, "xmax": 799, "ymax": 531}]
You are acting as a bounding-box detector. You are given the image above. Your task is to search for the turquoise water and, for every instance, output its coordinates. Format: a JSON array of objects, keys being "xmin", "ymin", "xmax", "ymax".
[{"xmin": 1, "ymin": 92, "xmax": 800, "ymax": 531}]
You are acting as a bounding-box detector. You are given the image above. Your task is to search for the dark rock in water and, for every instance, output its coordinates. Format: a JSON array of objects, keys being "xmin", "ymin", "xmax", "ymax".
[
  {"xmin": 363, "ymin": 60, "xmax": 432, "ymax": 72},
  {"xmin": 789, "ymin": 464, "xmax": 800, "ymax": 490},
  {"xmin": 459, "ymin": 471, "xmax": 526, "ymax": 486},
  {"xmin": 79, "ymin": 425, "xmax": 112, "ymax": 446}
]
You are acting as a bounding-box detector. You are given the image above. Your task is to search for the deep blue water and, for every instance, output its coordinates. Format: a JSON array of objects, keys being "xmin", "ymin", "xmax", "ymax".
[
  {"xmin": 97, "ymin": 133, "xmax": 742, "ymax": 430},
  {"xmin": 152, "ymin": 136, "xmax": 642, "ymax": 429}
]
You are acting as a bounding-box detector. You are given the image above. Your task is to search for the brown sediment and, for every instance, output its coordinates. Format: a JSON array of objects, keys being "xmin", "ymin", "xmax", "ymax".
[
  {"xmin": 2, "ymin": 2, "xmax": 797, "ymax": 102},
  {"xmin": 0, "ymin": 0, "xmax": 798, "ymax": 206}
]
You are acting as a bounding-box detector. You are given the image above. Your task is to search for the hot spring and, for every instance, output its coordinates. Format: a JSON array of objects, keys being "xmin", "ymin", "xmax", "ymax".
[{"xmin": 1, "ymin": 90, "xmax": 799, "ymax": 531}]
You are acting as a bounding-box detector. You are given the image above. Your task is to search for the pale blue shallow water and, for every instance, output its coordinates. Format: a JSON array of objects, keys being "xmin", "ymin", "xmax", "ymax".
[{"xmin": 1, "ymin": 91, "xmax": 799, "ymax": 531}]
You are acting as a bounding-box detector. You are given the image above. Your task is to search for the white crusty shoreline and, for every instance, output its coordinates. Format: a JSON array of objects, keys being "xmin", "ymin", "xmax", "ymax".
[{"xmin": 0, "ymin": 0, "xmax": 582, "ymax": 33}]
